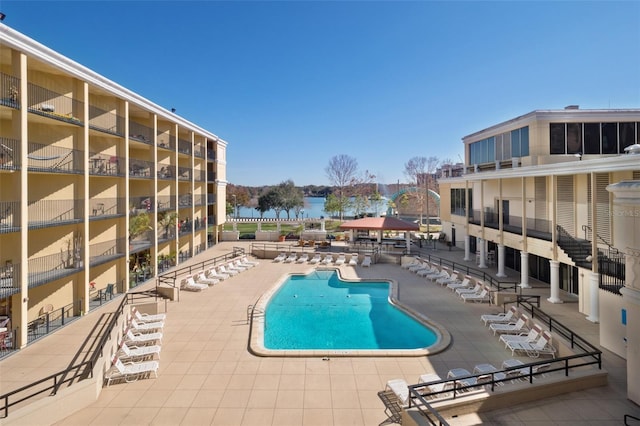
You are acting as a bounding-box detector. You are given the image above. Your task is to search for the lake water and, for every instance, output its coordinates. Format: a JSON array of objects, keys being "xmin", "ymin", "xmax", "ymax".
[{"xmin": 236, "ymin": 196, "xmax": 388, "ymax": 219}]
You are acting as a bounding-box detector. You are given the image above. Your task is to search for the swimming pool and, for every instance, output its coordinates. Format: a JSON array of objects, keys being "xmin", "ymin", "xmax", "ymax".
[{"xmin": 250, "ymin": 269, "xmax": 450, "ymax": 357}]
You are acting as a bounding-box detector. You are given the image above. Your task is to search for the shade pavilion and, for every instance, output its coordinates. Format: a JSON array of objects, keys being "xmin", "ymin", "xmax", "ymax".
[{"xmin": 339, "ymin": 216, "xmax": 420, "ymax": 254}]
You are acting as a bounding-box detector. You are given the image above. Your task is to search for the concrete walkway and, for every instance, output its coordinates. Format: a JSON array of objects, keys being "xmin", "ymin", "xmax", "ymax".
[{"xmin": 1, "ymin": 241, "xmax": 639, "ymax": 425}]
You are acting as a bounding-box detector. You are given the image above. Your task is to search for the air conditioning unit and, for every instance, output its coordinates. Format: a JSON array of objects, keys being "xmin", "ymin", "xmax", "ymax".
[
  {"xmin": 474, "ymin": 164, "xmax": 479, "ymax": 173},
  {"xmin": 495, "ymin": 161, "xmax": 501, "ymax": 170},
  {"xmin": 512, "ymin": 157, "xmax": 520, "ymax": 168}
]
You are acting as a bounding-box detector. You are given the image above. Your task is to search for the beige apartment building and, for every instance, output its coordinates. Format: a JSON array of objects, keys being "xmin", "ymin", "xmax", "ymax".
[
  {"xmin": 0, "ymin": 25, "xmax": 228, "ymax": 349},
  {"xmin": 437, "ymin": 107, "xmax": 640, "ymax": 404}
]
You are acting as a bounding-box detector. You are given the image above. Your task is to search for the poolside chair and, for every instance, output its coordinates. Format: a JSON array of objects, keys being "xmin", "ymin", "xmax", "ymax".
[
  {"xmin": 417, "ymin": 373, "xmax": 455, "ymax": 400},
  {"xmin": 499, "ymin": 324, "xmax": 543, "ymax": 347},
  {"xmin": 205, "ymin": 267, "xmax": 229, "ymax": 280},
  {"xmin": 402, "ymin": 258, "xmax": 422, "ymax": 269},
  {"xmin": 506, "ymin": 331, "xmax": 556, "ymax": 358},
  {"xmin": 226, "ymin": 261, "xmax": 246, "ymax": 273},
  {"xmin": 105, "ymin": 356, "xmax": 159, "ymax": 386},
  {"xmin": 239, "ymin": 255, "xmax": 259, "ymax": 267},
  {"xmin": 436, "ymin": 270, "xmax": 460, "ymax": 286},
  {"xmin": 446, "ymin": 276, "xmax": 471, "ymax": 291},
  {"xmin": 335, "ymin": 254, "xmax": 346, "ymax": 265},
  {"xmin": 481, "ymin": 306, "xmax": 519, "ymax": 326},
  {"xmin": 385, "ymin": 379, "xmax": 411, "ymax": 407},
  {"xmin": 124, "ymin": 328, "xmax": 162, "ymax": 345},
  {"xmin": 409, "ymin": 261, "xmax": 429, "ymax": 273},
  {"xmin": 322, "ymin": 254, "xmax": 334, "ymax": 265},
  {"xmin": 361, "ymin": 255, "xmax": 372, "ymax": 267},
  {"xmin": 194, "ymin": 271, "xmax": 219, "ymax": 286},
  {"xmin": 128, "ymin": 318, "xmax": 164, "ymax": 333},
  {"xmin": 455, "ymin": 282, "xmax": 482, "ymax": 297},
  {"xmin": 118, "ymin": 341, "xmax": 161, "ymax": 361},
  {"xmin": 131, "ymin": 307, "xmax": 166, "ymax": 323},
  {"xmin": 296, "ymin": 253, "xmax": 309, "ymax": 263},
  {"xmin": 284, "ymin": 253, "xmax": 298, "ymax": 263},
  {"xmin": 461, "ymin": 286, "xmax": 491, "ymax": 303},
  {"xmin": 273, "ymin": 252, "xmax": 287, "ymax": 262},
  {"xmin": 231, "ymin": 259, "xmax": 249, "ymax": 271},
  {"xmin": 348, "ymin": 254, "xmax": 359, "ymax": 266},
  {"xmin": 309, "ymin": 253, "xmax": 322, "ymax": 264},
  {"xmin": 426, "ymin": 268, "xmax": 449, "ymax": 281},
  {"xmin": 180, "ymin": 276, "xmax": 208, "ymax": 291},
  {"xmin": 489, "ymin": 314, "xmax": 529, "ymax": 335},
  {"xmin": 217, "ymin": 264, "xmax": 239, "ymax": 276},
  {"xmin": 417, "ymin": 264, "xmax": 438, "ymax": 277}
]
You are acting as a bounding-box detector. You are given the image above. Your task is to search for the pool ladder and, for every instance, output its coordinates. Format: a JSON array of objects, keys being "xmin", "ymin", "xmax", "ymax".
[{"xmin": 247, "ymin": 304, "xmax": 264, "ymax": 324}]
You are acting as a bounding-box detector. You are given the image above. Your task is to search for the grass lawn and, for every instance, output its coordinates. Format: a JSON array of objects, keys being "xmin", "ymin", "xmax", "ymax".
[{"xmin": 222, "ymin": 220, "xmax": 344, "ymax": 236}]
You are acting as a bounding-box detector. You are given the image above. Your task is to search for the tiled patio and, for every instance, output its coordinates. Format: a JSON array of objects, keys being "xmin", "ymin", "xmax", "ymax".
[{"xmin": 1, "ymin": 241, "xmax": 638, "ymax": 425}]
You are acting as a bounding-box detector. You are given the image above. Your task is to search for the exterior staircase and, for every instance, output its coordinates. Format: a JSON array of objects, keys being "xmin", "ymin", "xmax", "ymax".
[{"xmin": 556, "ymin": 225, "xmax": 593, "ymax": 269}]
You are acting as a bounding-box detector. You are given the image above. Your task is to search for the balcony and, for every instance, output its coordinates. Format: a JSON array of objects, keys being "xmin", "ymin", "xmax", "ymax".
[
  {"xmin": 469, "ymin": 209, "xmax": 553, "ymax": 241},
  {"xmin": 157, "ymin": 163, "xmax": 174, "ymax": 180},
  {"xmin": 0, "ymin": 137, "xmax": 20, "ymax": 171},
  {"xmin": 0, "ymin": 72, "xmax": 20, "ymax": 110},
  {"xmin": 89, "ymin": 104, "xmax": 124, "ymax": 136},
  {"xmin": 129, "ymin": 196, "xmax": 155, "ymax": 214},
  {"xmin": 194, "ymin": 145, "xmax": 205, "ymax": 158},
  {"xmin": 129, "ymin": 159, "xmax": 155, "ymax": 179},
  {"xmin": 194, "ymin": 194, "xmax": 206, "ymax": 207},
  {"xmin": 28, "ymin": 199, "xmax": 83, "ymax": 229},
  {"xmin": 157, "ymin": 226, "xmax": 176, "ymax": 244},
  {"xmin": 178, "ymin": 218, "xmax": 192, "ymax": 236},
  {"xmin": 129, "ymin": 230, "xmax": 153, "ymax": 254},
  {"xmin": 27, "ymin": 82, "xmax": 83, "ymax": 126},
  {"xmin": 207, "ymin": 149, "xmax": 216, "ymax": 161},
  {"xmin": 194, "ymin": 216, "xmax": 206, "ymax": 231},
  {"xmin": 129, "ymin": 121, "xmax": 153, "ymax": 145},
  {"xmin": 90, "ymin": 197, "xmax": 126, "ymax": 219},
  {"xmin": 207, "ymin": 193, "xmax": 216, "ymax": 205},
  {"xmin": 194, "ymin": 170, "xmax": 205, "ymax": 182},
  {"xmin": 177, "ymin": 166, "xmax": 191, "ymax": 181},
  {"xmin": 207, "ymin": 171, "xmax": 216, "ymax": 182},
  {"xmin": 28, "ymin": 252, "xmax": 83, "ymax": 289},
  {"xmin": 0, "ymin": 201, "xmax": 20, "ymax": 233},
  {"xmin": 157, "ymin": 133, "xmax": 176, "ymax": 151},
  {"xmin": 178, "ymin": 194, "xmax": 192, "ymax": 208},
  {"xmin": 0, "ymin": 262, "xmax": 20, "ymax": 299},
  {"xmin": 28, "ymin": 142, "xmax": 83, "ymax": 174},
  {"xmin": 177, "ymin": 138, "xmax": 192, "ymax": 155},
  {"xmin": 89, "ymin": 238, "xmax": 126, "ymax": 267},
  {"xmin": 156, "ymin": 195, "xmax": 176, "ymax": 211},
  {"xmin": 89, "ymin": 153, "xmax": 123, "ymax": 176}
]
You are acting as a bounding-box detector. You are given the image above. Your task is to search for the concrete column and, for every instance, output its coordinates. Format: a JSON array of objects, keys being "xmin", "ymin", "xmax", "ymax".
[
  {"xmin": 496, "ymin": 244, "xmax": 506, "ymax": 277},
  {"xmin": 320, "ymin": 220, "xmax": 325, "ymax": 231},
  {"xmin": 405, "ymin": 232, "xmax": 411, "ymax": 254},
  {"xmin": 586, "ymin": 272, "xmax": 599, "ymax": 323},
  {"xmin": 257, "ymin": 222, "xmax": 262, "ymax": 232},
  {"xmin": 464, "ymin": 235, "xmax": 471, "ymax": 261},
  {"xmin": 232, "ymin": 221, "xmax": 237, "ymax": 231},
  {"xmin": 519, "ymin": 251, "xmax": 531, "ymax": 288},
  {"xmin": 478, "ymin": 238, "xmax": 487, "ymax": 268},
  {"xmin": 548, "ymin": 260, "xmax": 563, "ymax": 303}
]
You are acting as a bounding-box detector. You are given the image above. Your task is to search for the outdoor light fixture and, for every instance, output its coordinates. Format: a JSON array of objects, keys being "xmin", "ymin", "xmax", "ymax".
[
  {"xmin": 574, "ymin": 153, "xmax": 582, "ymax": 160},
  {"xmin": 0, "ymin": 13, "xmax": 6, "ymax": 21},
  {"xmin": 585, "ymin": 255, "xmax": 593, "ymax": 262},
  {"xmin": 624, "ymin": 144, "xmax": 640, "ymax": 155}
]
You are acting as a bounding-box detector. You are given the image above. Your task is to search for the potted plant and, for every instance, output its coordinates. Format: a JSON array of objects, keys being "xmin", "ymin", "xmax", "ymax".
[
  {"xmin": 158, "ymin": 212, "xmax": 178, "ymax": 239},
  {"xmin": 278, "ymin": 231, "xmax": 287, "ymax": 242},
  {"xmin": 129, "ymin": 212, "xmax": 152, "ymax": 247}
]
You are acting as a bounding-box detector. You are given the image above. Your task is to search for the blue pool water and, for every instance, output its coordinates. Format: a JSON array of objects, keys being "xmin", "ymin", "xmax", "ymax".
[{"xmin": 264, "ymin": 270, "xmax": 438, "ymax": 350}]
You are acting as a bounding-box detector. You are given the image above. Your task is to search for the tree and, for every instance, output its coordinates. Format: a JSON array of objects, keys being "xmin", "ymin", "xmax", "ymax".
[
  {"xmin": 278, "ymin": 180, "xmax": 304, "ymax": 220},
  {"xmin": 324, "ymin": 193, "xmax": 341, "ymax": 218},
  {"xmin": 404, "ymin": 157, "xmax": 427, "ymax": 222},
  {"xmin": 325, "ymin": 154, "xmax": 358, "ymax": 220}
]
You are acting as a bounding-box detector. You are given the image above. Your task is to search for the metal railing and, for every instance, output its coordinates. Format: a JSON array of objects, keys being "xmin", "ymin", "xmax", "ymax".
[
  {"xmin": 194, "ymin": 169, "xmax": 206, "ymax": 182},
  {"xmin": 128, "ymin": 120, "xmax": 153, "ymax": 144},
  {"xmin": 88, "ymin": 104, "xmax": 124, "ymax": 136},
  {"xmin": 129, "ymin": 158, "xmax": 155, "ymax": 178},
  {"xmin": 28, "ymin": 142, "xmax": 83, "ymax": 174},
  {"xmin": 0, "ymin": 137, "xmax": 20, "ymax": 170},
  {"xmin": 0, "ymin": 72, "xmax": 20, "ymax": 109},
  {"xmin": 0, "ymin": 200, "xmax": 20, "ymax": 231},
  {"xmin": 157, "ymin": 163, "xmax": 174, "ymax": 180},
  {"xmin": 599, "ymin": 249, "xmax": 625, "ymax": 295},
  {"xmin": 177, "ymin": 138, "xmax": 192, "ymax": 155},
  {"xmin": 28, "ymin": 199, "xmax": 84, "ymax": 229},
  {"xmin": 194, "ymin": 145, "xmax": 205, "ymax": 158},
  {"xmin": 178, "ymin": 194, "xmax": 192, "ymax": 208},
  {"xmin": 157, "ymin": 226, "xmax": 176, "ymax": 243},
  {"xmin": 207, "ymin": 149, "xmax": 216, "ymax": 160},
  {"xmin": 89, "ymin": 238, "xmax": 126, "ymax": 267},
  {"xmin": 26, "ymin": 301, "xmax": 76, "ymax": 343},
  {"xmin": 156, "ymin": 195, "xmax": 176, "ymax": 211},
  {"xmin": 89, "ymin": 197, "xmax": 126, "ymax": 218},
  {"xmin": 27, "ymin": 82, "xmax": 83, "ymax": 125},
  {"xmin": 157, "ymin": 133, "xmax": 175, "ymax": 150},
  {"xmin": 0, "ymin": 262, "xmax": 20, "ymax": 299},
  {"xmin": 27, "ymin": 252, "xmax": 83, "ymax": 288},
  {"xmin": 177, "ymin": 166, "xmax": 191, "ymax": 181},
  {"xmin": 129, "ymin": 195, "xmax": 155, "ymax": 214},
  {"xmin": 194, "ymin": 194, "xmax": 206, "ymax": 206},
  {"xmin": 88, "ymin": 153, "xmax": 123, "ymax": 176}
]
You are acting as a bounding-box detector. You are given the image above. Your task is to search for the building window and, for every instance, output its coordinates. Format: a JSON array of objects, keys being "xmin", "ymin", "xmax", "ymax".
[
  {"xmin": 550, "ymin": 121, "xmax": 637, "ymax": 155},
  {"xmin": 619, "ymin": 122, "xmax": 636, "ymax": 152},
  {"xmin": 566, "ymin": 123, "xmax": 582, "ymax": 154},
  {"xmin": 584, "ymin": 123, "xmax": 600, "ymax": 154},
  {"xmin": 601, "ymin": 123, "xmax": 618, "ymax": 154},
  {"xmin": 450, "ymin": 188, "xmax": 472, "ymax": 217},
  {"xmin": 550, "ymin": 123, "xmax": 566, "ymax": 154},
  {"xmin": 469, "ymin": 126, "xmax": 529, "ymax": 164}
]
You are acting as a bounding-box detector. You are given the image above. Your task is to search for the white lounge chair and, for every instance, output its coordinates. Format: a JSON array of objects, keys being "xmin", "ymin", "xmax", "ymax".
[
  {"xmin": 417, "ymin": 373, "xmax": 454, "ymax": 399},
  {"xmin": 461, "ymin": 287, "xmax": 491, "ymax": 303},
  {"xmin": 489, "ymin": 314, "xmax": 529, "ymax": 335},
  {"xmin": 455, "ymin": 282, "xmax": 482, "ymax": 296},
  {"xmin": 180, "ymin": 276, "xmax": 208, "ymax": 291},
  {"xmin": 218, "ymin": 264, "xmax": 239, "ymax": 276},
  {"xmin": 205, "ymin": 267, "xmax": 228, "ymax": 280},
  {"xmin": 273, "ymin": 252, "xmax": 287, "ymax": 262},
  {"xmin": 322, "ymin": 254, "xmax": 334, "ymax": 265},
  {"xmin": 499, "ymin": 324, "xmax": 543, "ymax": 347},
  {"xmin": 481, "ymin": 306, "xmax": 519, "ymax": 326},
  {"xmin": 118, "ymin": 341, "xmax": 161, "ymax": 361},
  {"xmin": 335, "ymin": 254, "xmax": 346, "ymax": 265},
  {"xmin": 131, "ymin": 307, "xmax": 166, "ymax": 323},
  {"xmin": 447, "ymin": 276, "xmax": 471, "ymax": 291},
  {"xmin": 416, "ymin": 265, "xmax": 438, "ymax": 277},
  {"xmin": 436, "ymin": 270, "xmax": 460, "ymax": 286},
  {"xmin": 409, "ymin": 262, "xmax": 429, "ymax": 273},
  {"xmin": 129, "ymin": 318, "xmax": 164, "ymax": 333},
  {"xmin": 348, "ymin": 254, "xmax": 359, "ymax": 266},
  {"xmin": 226, "ymin": 261, "xmax": 246, "ymax": 273},
  {"xmin": 105, "ymin": 356, "xmax": 159, "ymax": 386},
  {"xmin": 505, "ymin": 331, "xmax": 556, "ymax": 358},
  {"xmin": 240, "ymin": 256, "xmax": 259, "ymax": 267},
  {"xmin": 309, "ymin": 254, "xmax": 322, "ymax": 264},
  {"xmin": 231, "ymin": 259, "xmax": 249, "ymax": 271},
  {"xmin": 284, "ymin": 253, "xmax": 298, "ymax": 263},
  {"xmin": 361, "ymin": 256, "xmax": 372, "ymax": 267},
  {"xmin": 195, "ymin": 271, "xmax": 219, "ymax": 286},
  {"xmin": 124, "ymin": 328, "xmax": 162, "ymax": 345},
  {"xmin": 425, "ymin": 268, "xmax": 449, "ymax": 281},
  {"xmin": 402, "ymin": 258, "xmax": 422, "ymax": 269},
  {"xmin": 385, "ymin": 379, "xmax": 410, "ymax": 406},
  {"xmin": 296, "ymin": 253, "xmax": 309, "ymax": 263}
]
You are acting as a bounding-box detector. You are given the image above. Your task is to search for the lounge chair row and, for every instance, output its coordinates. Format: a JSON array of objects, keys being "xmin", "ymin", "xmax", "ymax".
[
  {"xmin": 273, "ymin": 252, "xmax": 370, "ymax": 267},
  {"xmin": 106, "ymin": 308, "xmax": 166, "ymax": 386},
  {"xmin": 481, "ymin": 308, "xmax": 556, "ymax": 358},
  {"xmin": 181, "ymin": 256, "xmax": 259, "ymax": 291}
]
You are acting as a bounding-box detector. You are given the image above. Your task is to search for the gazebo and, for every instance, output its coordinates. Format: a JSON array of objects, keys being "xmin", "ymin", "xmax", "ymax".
[{"xmin": 339, "ymin": 217, "xmax": 419, "ymax": 254}]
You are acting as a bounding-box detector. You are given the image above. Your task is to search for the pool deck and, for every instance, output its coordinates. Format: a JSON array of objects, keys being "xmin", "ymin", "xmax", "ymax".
[{"xmin": 1, "ymin": 241, "xmax": 639, "ymax": 425}]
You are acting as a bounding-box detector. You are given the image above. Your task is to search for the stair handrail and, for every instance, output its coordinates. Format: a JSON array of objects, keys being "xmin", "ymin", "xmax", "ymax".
[{"xmin": 581, "ymin": 224, "xmax": 619, "ymax": 255}]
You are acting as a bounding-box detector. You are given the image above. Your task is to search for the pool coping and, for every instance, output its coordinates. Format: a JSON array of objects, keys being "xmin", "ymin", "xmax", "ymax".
[{"xmin": 248, "ymin": 267, "xmax": 452, "ymax": 357}]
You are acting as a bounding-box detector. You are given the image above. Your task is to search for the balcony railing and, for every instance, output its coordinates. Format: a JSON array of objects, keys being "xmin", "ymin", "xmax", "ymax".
[
  {"xmin": 156, "ymin": 195, "xmax": 176, "ymax": 211},
  {"xmin": 28, "ymin": 142, "xmax": 83, "ymax": 174},
  {"xmin": 129, "ymin": 159, "xmax": 155, "ymax": 178},
  {"xmin": 89, "ymin": 238, "xmax": 126, "ymax": 267},
  {"xmin": 28, "ymin": 252, "xmax": 83, "ymax": 288},
  {"xmin": 0, "ymin": 72, "xmax": 20, "ymax": 109},
  {"xmin": 207, "ymin": 149, "xmax": 216, "ymax": 161},
  {"xmin": 194, "ymin": 145, "xmax": 205, "ymax": 158},
  {"xmin": 194, "ymin": 217, "xmax": 206, "ymax": 231},
  {"xmin": 0, "ymin": 262, "xmax": 20, "ymax": 299},
  {"xmin": 207, "ymin": 171, "xmax": 216, "ymax": 181},
  {"xmin": 157, "ymin": 133, "xmax": 175, "ymax": 151},
  {"xmin": 27, "ymin": 83, "xmax": 83, "ymax": 125},
  {"xmin": 90, "ymin": 197, "xmax": 126, "ymax": 219},
  {"xmin": 28, "ymin": 199, "xmax": 83, "ymax": 229},
  {"xmin": 157, "ymin": 163, "xmax": 174, "ymax": 180},
  {"xmin": 207, "ymin": 193, "xmax": 216, "ymax": 205},
  {"xmin": 178, "ymin": 194, "xmax": 192, "ymax": 208},
  {"xmin": 130, "ymin": 230, "xmax": 153, "ymax": 254},
  {"xmin": 179, "ymin": 219, "xmax": 192, "ymax": 236},
  {"xmin": 177, "ymin": 138, "xmax": 192, "ymax": 155},
  {"xmin": 177, "ymin": 166, "xmax": 191, "ymax": 181},
  {"xmin": 0, "ymin": 137, "xmax": 20, "ymax": 170},
  {"xmin": 194, "ymin": 170, "xmax": 205, "ymax": 182},
  {"xmin": 89, "ymin": 104, "xmax": 124, "ymax": 136},
  {"xmin": 129, "ymin": 121, "xmax": 153, "ymax": 145},
  {"xmin": 194, "ymin": 194, "xmax": 206, "ymax": 207},
  {"xmin": 0, "ymin": 201, "xmax": 20, "ymax": 232},
  {"xmin": 469, "ymin": 210, "xmax": 552, "ymax": 238},
  {"xmin": 157, "ymin": 226, "xmax": 176, "ymax": 243},
  {"xmin": 129, "ymin": 196, "xmax": 155, "ymax": 214},
  {"xmin": 88, "ymin": 153, "xmax": 123, "ymax": 176}
]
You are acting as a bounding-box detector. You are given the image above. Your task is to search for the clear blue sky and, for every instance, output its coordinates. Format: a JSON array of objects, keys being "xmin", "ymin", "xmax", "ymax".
[{"xmin": 3, "ymin": 1, "xmax": 639, "ymax": 186}]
